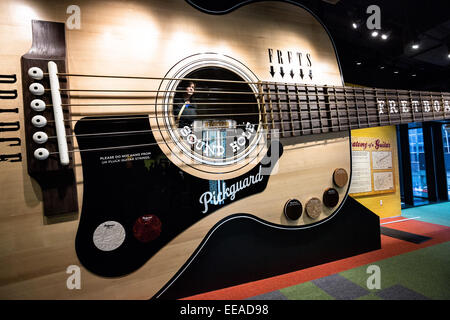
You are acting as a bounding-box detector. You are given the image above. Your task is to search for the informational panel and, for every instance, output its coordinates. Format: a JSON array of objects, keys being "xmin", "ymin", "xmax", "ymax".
[
  {"xmin": 349, "ymin": 137, "xmax": 395, "ymax": 196},
  {"xmin": 349, "ymin": 151, "xmax": 372, "ymax": 193}
]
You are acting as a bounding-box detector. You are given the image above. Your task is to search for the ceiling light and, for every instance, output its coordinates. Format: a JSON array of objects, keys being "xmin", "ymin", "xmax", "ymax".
[
  {"xmin": 411, "ymin": 42, "xmax": 419, "ymax": 50},
  {"xmin": 448, "ymin": 53, "xmax": 450, "ymax": 59},
  {"xmin": 381, "ymin": 34, "xmax": 389, "ymax": 40},
  {"xmin": 394, "ymin": 71, "xmax": 399, "ymax": 74},
  {"xmin": 356, "ymin": 62, "xmax": 362, "ymax": 65},
  {"xmin": 352, "ymin": 22, "xmax": 358, "ymax": 29},
  {"xmin": 371, "ymin": 31, "xmax": 379, "ymax": 37},
  {"xmin": 411, "ymin": 74, "xmax": 416, "ymax": 77}
]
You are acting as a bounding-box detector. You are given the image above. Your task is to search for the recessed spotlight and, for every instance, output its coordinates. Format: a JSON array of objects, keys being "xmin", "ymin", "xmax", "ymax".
[
  {"xmin": 412, "ymin": 43, "xmax": 419, "ymax": 50},
  {"xmin": 448, "ymin": 53, "xmax": 450, "ymax": 59},
  {"xmin": 379, "ymin": 66, "xmax": 385, "ymax": 69},
  {"xmin": 371, "ymin": 31, "xmax": 379, "ymax": 37},
  {"xmin": 352, "ymin": 22, "xmax": 358, "ymax": 29},
  {"xmin": 411, "ymin": 74, "xmax": 416, "ymax": 77},
  {"xmin": 394, "ymin": 71, "xmax": 399, "ymax": 74},
  {"xmin": 356, "ymin": 62, "xmax": 362, "ymax": 65},
  {"xmin": 381, "ymin": 34, "xmax": 389, "ymax": 40}
]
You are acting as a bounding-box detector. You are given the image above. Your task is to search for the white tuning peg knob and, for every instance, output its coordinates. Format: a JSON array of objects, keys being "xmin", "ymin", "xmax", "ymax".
[
  {"xmin": 29, "ymin": 83, "xmax": 45, "ymax": 96},
  {"xmin": 30, "ymin": 99, "xmax": 46, "ymax": 112},
  {"xmin": 31, "ymin": 115, "xmax": 47, "ymax": 128},
  {"xmin": 32, "ymin": 131, "xmax": 48, "ymax": 144},
  {"xmin": 28, "ymin": 67, "xmax": 44, "ymax": 80},
  {"xmin": 34, "ymin": 148, "xmax": 49, "ymax": 160}
]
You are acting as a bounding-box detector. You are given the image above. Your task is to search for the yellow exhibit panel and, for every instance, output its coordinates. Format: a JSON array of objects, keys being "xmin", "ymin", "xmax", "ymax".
[{"xmin": 350, "ymin": 126, "xmax": 402, "ymax": 218}]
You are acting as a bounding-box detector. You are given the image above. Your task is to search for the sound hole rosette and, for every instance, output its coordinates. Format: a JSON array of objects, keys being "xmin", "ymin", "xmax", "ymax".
[{"xmin": 151, "ymin": 53, "xmax": 269, "ymax": 180}]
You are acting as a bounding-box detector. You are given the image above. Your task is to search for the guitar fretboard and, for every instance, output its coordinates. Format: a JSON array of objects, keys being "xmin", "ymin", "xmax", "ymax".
[{"xmin": 259, "ymin": 82, "xmax": 450, "ymax": 137}]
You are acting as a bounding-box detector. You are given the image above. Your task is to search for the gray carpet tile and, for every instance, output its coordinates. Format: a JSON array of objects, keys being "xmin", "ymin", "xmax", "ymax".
[
  {"xmin": 246, "ymin": 290, "xmax": 288, "ymax": 300},
  {"xmin": 376, "ymin": 284, "xmax": 430, "ymax": 300},
  {"xmin": 312, "ymin": 274, "xmax": 369, "ymax": 300}
]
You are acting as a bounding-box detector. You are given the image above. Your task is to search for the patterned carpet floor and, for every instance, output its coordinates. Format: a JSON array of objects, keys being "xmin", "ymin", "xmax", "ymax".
[{"xmin": 183, "ymin": 202, "xmax": 450, "ymax": 300}]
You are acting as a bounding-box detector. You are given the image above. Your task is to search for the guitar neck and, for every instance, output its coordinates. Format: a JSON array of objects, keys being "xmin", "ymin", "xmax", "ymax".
[{"xmin": 261, "ymin": 82, "xmax": 450, "ymax": 137}]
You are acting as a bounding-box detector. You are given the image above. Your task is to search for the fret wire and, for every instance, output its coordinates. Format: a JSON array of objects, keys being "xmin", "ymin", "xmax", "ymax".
[
  {"xmin": 333, "ymin": 86, "xmax": 341, "ymax": 131},
  {"xmin": 275, "ymin": 84, "xmax": 286, "ymax": 137},
  {"xmin": 375, "ymin": 89, "xmax": 382, "ymax": 127},
  {"xmin": 315, "ymin": 86, "xmax": 331, "ymax": 132},
  {"xmin": 441, "ymin": 94, "xmax": 447, "ymax": 119},
  {"xmin": 295, "ymin": 84, "xmax": 304, "ymax": 136},
  {"xmin": 363, "ymin": 88, "xmax": 370, "ymax": 128},
  {"xmin": 313, "ymin": 85, "xmax": 323, "ymax": 133},
  {"xmin": 442, "ymin": 92, "xmax": 448, "ymax": 120},
  {"xmin": 344, "ymin": 87, "xmax": 351, "ymax": 130},
  {"xmin": 306, "ymin": 85, "xmax": 314, "ymax": 135},
  {"xmin": 257, "ymin": 82, "xmax": 269, "ymax": 132},
  {"xmin": 335, "ymin": 87, "xmax": 344, "ymax": 131},
  {"xmin": 409, "ymin": 90, "xmax": 416, "ymax": 123},
  {"xmin": 407, "ymin": 93, "xmax": 414, "ymax": 123},
  {"xmin": 418, "ymin": 91, "xmax": 424, "ymax": 123},
  {"xmin": 431, "ymin": 93, "xmax": 436, "ymax": 120},
  {"xmin": 353, "ymin": 87, "xmax": 361, "ymax": 129},
  {"xmin": 265, "ymin": 83, "xmax": 276, "ymax": 134},
  {"xmin": 385, "ymin": 89, "xmax": 392, "ymax": 125},
  {"xmin": 323, "ymin": 85, "xmax": 332, "ymax": 132},
  {"xmin": 397, "ymin": 90, "xmax": 403, "ymax": 125},
  {"xmin": 285, "ymin": 84, "xmax": 296, "ymax": 137}
]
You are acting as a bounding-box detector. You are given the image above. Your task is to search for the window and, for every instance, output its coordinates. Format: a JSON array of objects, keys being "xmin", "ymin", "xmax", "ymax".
[
  {"xmin": 442, "ymin": 124, "xmax": 450, "ymax": 198},
  {"xmin": 409, "ymin": 127, "xmax": 428, "ymax": 199}
]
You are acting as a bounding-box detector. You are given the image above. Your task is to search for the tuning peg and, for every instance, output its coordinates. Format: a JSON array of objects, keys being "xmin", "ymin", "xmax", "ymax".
[
  {"xmin": 30, "ymin": 99, "xmax": 46, "ymax": 111},
  {"xmin": 32, "ymin": 131, "xmax": 48, "ymax": 144},
  {"xmin": 31, "ymin": 115, "xmax": 47, "ymax": 128},
  {"xmin": 28, "ymin": 67, "xmax": 44, "ymax": 80},
  {"xmin": 34, "ymin": 148, "xmax": 49, "ymax": 160},
  {"xmin": 29, "ymin": 83, "xmax": 45, "ymax": 95}
]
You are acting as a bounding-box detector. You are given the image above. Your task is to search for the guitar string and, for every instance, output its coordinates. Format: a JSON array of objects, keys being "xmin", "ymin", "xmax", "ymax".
[
  {"xmin": 44, "ymin": 87, "xmax": 449, "ymax": 152},
  {"xmin": 52, "ymin": 104, "xmax": 445, "ymax": 124},
  {"xmin": 47, "ymin": 118, "xmax": 404, "ymax": 156},
  {"xmin": 43, "ymin": 90, "xmax": 447, "ymax": 138},
  {"xmin": 44, "ymin": 104, "xmax": 447, "ymax": 154},
  {"xmin": 47, "ymin": 120, "xmax": 395, "ymax": 156},
  {"xmin": 33, "ymin": 74, "xmax": 449, "ymax": 154},
  {"xmin": 47, "ymin": 111, "xmax": 418, "ymax": 140},
  {"xmin": 40, "ymin": 90, "xmax": 448, "ymax": 138},
  {"xmin": 44, "ymin": 86, "xmax": 450, "ymax": 118},
  {"xmin": 47, "ymin": 72, "xmax": 450, "ymax": 96},
  {"xmin": 47, "ymin": 84, "xmax": 450, "ymax": 122}
]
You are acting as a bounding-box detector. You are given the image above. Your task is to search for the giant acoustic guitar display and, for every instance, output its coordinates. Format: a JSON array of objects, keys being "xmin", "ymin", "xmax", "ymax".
[{"xmin": 0, "ymin": 0, "xmax": 449, "ymax": 299}]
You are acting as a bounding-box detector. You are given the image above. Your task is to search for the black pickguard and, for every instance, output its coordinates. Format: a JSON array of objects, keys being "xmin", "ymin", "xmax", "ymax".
[{"xmin": 74, "ymin": 116, "xmax": 280, "ymax": 277}]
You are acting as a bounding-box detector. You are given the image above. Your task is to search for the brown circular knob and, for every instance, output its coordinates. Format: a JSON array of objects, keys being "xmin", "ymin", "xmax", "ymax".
[
  {"xmin": 305, "ymin": 197, "xmax": 321, "ymax": 219},
  {"xmin": 333, "ymin": 168, "xmax": 348, "ymax": 188},
  {"xmin": 284, "ymin": 199, "xmax": 303, "ymax": 220},
  {"xmin": 323, "ymin": 188, "xmax": 339, "ymax": 208}
]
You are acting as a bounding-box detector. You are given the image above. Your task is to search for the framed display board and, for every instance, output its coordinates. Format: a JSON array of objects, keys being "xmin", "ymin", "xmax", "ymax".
[{"xmin": 349, "ymin": 137, "xmax": 396, "ymax": 196}]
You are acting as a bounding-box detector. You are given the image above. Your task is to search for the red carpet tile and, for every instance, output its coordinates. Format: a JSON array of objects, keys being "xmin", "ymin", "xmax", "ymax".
[{"xmin": 181, "ymin": 218, "xmax": 450, "ymax": 300}]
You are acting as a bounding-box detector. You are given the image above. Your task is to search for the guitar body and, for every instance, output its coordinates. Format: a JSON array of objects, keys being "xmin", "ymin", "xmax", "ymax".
[{"xmin": 0, "ymin": 0, "xmax": 351, "ymax": 299}]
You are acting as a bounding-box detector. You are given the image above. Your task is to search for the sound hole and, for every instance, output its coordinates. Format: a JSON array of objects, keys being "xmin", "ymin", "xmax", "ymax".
[{"xmin": 172, "ymin": 66, "xmax": 259, "ymax": 162}]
